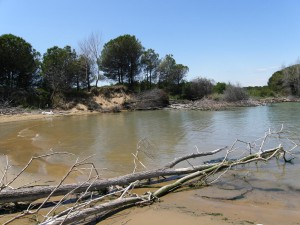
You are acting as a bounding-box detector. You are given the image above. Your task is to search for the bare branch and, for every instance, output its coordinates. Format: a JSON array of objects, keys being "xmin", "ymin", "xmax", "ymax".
[
  {"xmin": 1, "ymin": 127, "xmax": 298, "ymax": 225},
  {"xmin": 1, "ymin": 152, "xmax": 73, "ymax": 191},
  {"xmin": 41, "ymin": 197, "xmax": 143, "ymax": 225},
  {"xmin": 0, "ymin": 155, "xmax": 10, "ymax": 187},
  {"xmin": 164, "ymin": 146, "xmax": 227, "ymax": 169}
]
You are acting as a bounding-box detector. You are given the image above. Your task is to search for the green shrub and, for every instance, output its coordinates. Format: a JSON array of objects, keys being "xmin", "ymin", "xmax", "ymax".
[
  {"xmin": 213, "ymin": 82, "xmax": 226, "ymax": 94},
  {"xmin": 247, "ymin": 86, "xmax": 275, "ymax": 98}
]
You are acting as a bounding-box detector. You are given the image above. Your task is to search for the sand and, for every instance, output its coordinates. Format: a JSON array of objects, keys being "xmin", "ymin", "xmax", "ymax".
[
  {"xmin": 99, "ymin": 187, "xmax": 300, "ymax": 225},
  {"xmin": 0, "ymin": 90, "xmax": 131, "ymax": 124},
  {"xmin": 0, "ymin": 108, "xmax": 98, "ymax": 124}
]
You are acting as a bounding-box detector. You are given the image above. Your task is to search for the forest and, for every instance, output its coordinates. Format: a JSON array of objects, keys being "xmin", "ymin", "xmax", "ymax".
[{"xmin": 1, "ymin": 33, "xmax": 300, "ymax": 109}]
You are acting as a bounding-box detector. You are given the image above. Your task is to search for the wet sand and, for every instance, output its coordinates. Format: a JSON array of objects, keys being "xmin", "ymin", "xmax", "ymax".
[
  {"xmin": 0, "ymin": 109, "xmax": 97, "ymax": 124},
  {"xmin": 1, "ymin": 185, "xmax": 299, "ymax": 225},
  {"xmin": 99, "ymin": 187, "xmax": 300, "ymax": 225}
]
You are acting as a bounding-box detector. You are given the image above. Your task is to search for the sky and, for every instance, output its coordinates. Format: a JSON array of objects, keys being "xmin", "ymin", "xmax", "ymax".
[{"xmin": 1, "ymin": 0, "xmax": 300, "ymax": 86}]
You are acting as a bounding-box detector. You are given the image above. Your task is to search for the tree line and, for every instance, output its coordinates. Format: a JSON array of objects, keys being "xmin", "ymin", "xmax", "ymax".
[
  {"xmin": 1, "ymin": 32, "xmax": 299, "ymax": 108},
  {"xmin": 0, "ymin": 33, "xmax": 192, "ymax": 106}
]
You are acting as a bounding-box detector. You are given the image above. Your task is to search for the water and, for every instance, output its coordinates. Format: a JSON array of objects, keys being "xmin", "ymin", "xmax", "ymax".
[{"xmin": 0, "ymin": 103, "xmax": 300, "ymax": 186}]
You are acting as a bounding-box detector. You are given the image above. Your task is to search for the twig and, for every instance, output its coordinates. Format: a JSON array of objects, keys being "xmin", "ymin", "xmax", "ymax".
[
  {"xmin": 0, "ymin": 155, "xmax": 10, "ymax": 188},
  {"xmin": 164, "ymin": 146, "xmax": 227, "ymax": 169},
  {"xmin": 2, "ymin": 127, "xmax": 299, "ymax": 225},
  {"xmin": 2, "ymin": 152, "xmax": 73, "ymax": 190}
]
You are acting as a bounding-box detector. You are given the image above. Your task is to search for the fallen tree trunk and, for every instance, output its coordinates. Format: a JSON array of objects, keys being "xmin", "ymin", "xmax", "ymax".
[
  {"xmin": 40, "ymin": 197, "xmax": 142, "ymax": 225},
  {"xmin": 0, "ymin": 147, "xmax": 283, "ymax": 204},
  {"xmin": 1, "ymin": 125, "xmax": 297, "ymax": 225},
  {"xmin": 41, "ymin": 146, "xmax": 286, "ymax": 225},
  {"xmin": 0, "ymin": 147, "xmax": 228, "ymax": 204},
  {"xmin": 0, "ymin": 164, "xmax": 216, "ymax": 204}
]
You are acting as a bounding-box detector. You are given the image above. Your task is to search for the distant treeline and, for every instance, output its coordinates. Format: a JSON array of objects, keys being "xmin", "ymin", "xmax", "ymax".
[{"xmin": 0, "ymin": 33, "xmax": 299, "ymax": 108}]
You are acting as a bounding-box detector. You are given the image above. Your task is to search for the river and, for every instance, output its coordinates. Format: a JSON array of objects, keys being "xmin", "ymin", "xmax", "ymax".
[
  {"xmin": 1, "ymin": 103, "xmax": 300, "ymax": 176},
  {"xmin": 0, "ymin": 103, "xmax": 300, "ymax": 224}
]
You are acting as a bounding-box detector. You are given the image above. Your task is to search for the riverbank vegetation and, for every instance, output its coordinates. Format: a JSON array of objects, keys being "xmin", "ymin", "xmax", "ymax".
[{"xmin": 1, "ymin": 33, "xmax": 300, "ymax": 112}]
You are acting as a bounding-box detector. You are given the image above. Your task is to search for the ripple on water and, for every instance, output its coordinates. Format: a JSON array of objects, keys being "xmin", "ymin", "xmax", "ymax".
[
  {"xmin": 1, "ymin": 104, "xmax": 300, "ymax": 187},
  {"xmin": 17, "ymin": 128, "xmax": 36, "ymax": 138}
]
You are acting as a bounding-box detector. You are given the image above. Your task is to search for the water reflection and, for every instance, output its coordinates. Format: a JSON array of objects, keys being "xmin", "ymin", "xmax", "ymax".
[{"xmin": 0, "ymin": 103, "xmax": 299, "ymax": 180}]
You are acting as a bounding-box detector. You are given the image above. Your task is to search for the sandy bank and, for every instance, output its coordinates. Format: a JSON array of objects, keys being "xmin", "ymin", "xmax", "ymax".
[
  {"xmin": 0, "ymin": 98, "xmax": 298, "ymax": 124},
  {"xmin": 99, "ymin": 186, "xmax": 300, "ymax": 225},
  {"xmin": 0, "ymin": 108, "xmax": 100, "ymax": 124},
  {"xmin": 168, "ymin": 97, "xmax": 300, "ymax": 111}
]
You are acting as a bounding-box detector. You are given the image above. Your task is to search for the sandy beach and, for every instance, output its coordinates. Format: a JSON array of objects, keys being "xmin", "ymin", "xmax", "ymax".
[
  {"xmin": 98, "ymin": 189, "xmax": 300, "ymax": 225},
  {"xmin": 98, "ymin": 190, "xmax": 300, "ymax": 225},
  {"xmin": 0, "ymin": 108, "xmax": 98, "ymax": 124}
]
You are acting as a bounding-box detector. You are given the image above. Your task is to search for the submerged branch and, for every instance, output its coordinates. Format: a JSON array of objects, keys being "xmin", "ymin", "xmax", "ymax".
[
  {"xmin": 0, "ymin": 127, "xmax": 298, "ymax": 225},
  {"xmin": 0, "ymin": 147, "xmax": 284, "ymax": 204},
  {"xmin": 154, "ymin": 146, "xmax": 283, "ymax": 198},
  {"xmin": 0, "ymin": 164, "xmax": 216, "ymax": 204}
]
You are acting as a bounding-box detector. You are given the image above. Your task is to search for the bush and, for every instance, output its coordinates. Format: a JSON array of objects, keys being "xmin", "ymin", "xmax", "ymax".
[
  {"xmin": 63, "ymin": 89, "xmax": 90, "ymax": 99},
  {"xmin": 183, "ymin": 77, "xmax": 214, "ymax": 100},
  {"xmin": 223, "ymin": 83, "xmax": 248, "ymax": 102},
  {"xmin": 213, "ymin": 82, "xmax": 226, "ymax": 94},
  {"xmin": 247, "ymin": 86, "xmax": 275, "ymax": 98},
  {"xmin": 133, "ymin": 89, "xmax": 169, "ymax": 109},
  {"xmin": 3, "ymin": 88, "xmax": 51, "ymax": 108},
  {"xmin": 92, "ymin": 85, "xmax": 128, "ymax": 97},
  {"xmin": 30, "ymin": 88, "xmax": 51, "ymax": 108}
]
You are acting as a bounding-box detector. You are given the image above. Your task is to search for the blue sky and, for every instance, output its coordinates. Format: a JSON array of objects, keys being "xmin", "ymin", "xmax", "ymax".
[{"xmin": 1, "ymin": 0, "xmax": 300, "ymax": 86}]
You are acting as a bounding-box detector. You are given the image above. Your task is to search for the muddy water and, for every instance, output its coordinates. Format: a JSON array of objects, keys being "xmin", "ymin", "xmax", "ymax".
[{"xmin": 0, "ymin": 103, "xmax": 300, "ymax": 223}]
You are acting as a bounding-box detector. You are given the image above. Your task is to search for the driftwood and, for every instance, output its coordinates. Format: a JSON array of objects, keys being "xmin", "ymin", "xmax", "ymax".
[
  {"xmin": 41, "ymin": 146, "xmax": 287, "ymax": 225},
  {"xmin": 0, "ymin": 147, "xmax": 228, "ymax": 204},
  {"xmin": 40, "ymin": 197, "xmax": 142, "ymax": 225},
  {"xmin": 0, "ymin": 127, "xmax": 298, "ymax": 224}
]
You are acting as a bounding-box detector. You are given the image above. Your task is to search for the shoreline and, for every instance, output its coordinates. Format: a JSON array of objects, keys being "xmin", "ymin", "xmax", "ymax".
[
  {"xmin": 99, "ymin": 187, "xmax": 300, "ymax": 225},
  {"xmin": 0, "ymin": 109, "xmax": 100, "ymax": 124},
  {"xmin": 0, "ymin": 98, "xmax": 299, "ymax": 124}
]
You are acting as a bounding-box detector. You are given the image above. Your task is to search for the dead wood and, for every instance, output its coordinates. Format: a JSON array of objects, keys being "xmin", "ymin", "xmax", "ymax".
[
  {"xmin": 39, "ymin": 146, "xmax": 286, "ymax": 225},
  {"xmin": 0, "ymin": 164, "xmax": 215, "ymax": 204},
  {"xmin": 0, "ymin": 126, "xmax": 298, "ymax": 225},
  {"xmin": 154, "ymin": 147, "xmax": 283, "ymax": 198},
  {"xmin": 164, "ymin": 146, "xmax": 227, "ymax": 168},
  {"xmin": 40, "ymin": 197, "xmax": 142, "ymax": 225}
]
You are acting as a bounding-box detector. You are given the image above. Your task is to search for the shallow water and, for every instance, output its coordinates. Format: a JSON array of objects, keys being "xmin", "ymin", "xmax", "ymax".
[
  {"xmin": 1, "ymin": 103, "xmax": 300, "ymax": 177},
  {"xmin": 1, "ymin": 103, "xmax": 300, "ymax": 224}
]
